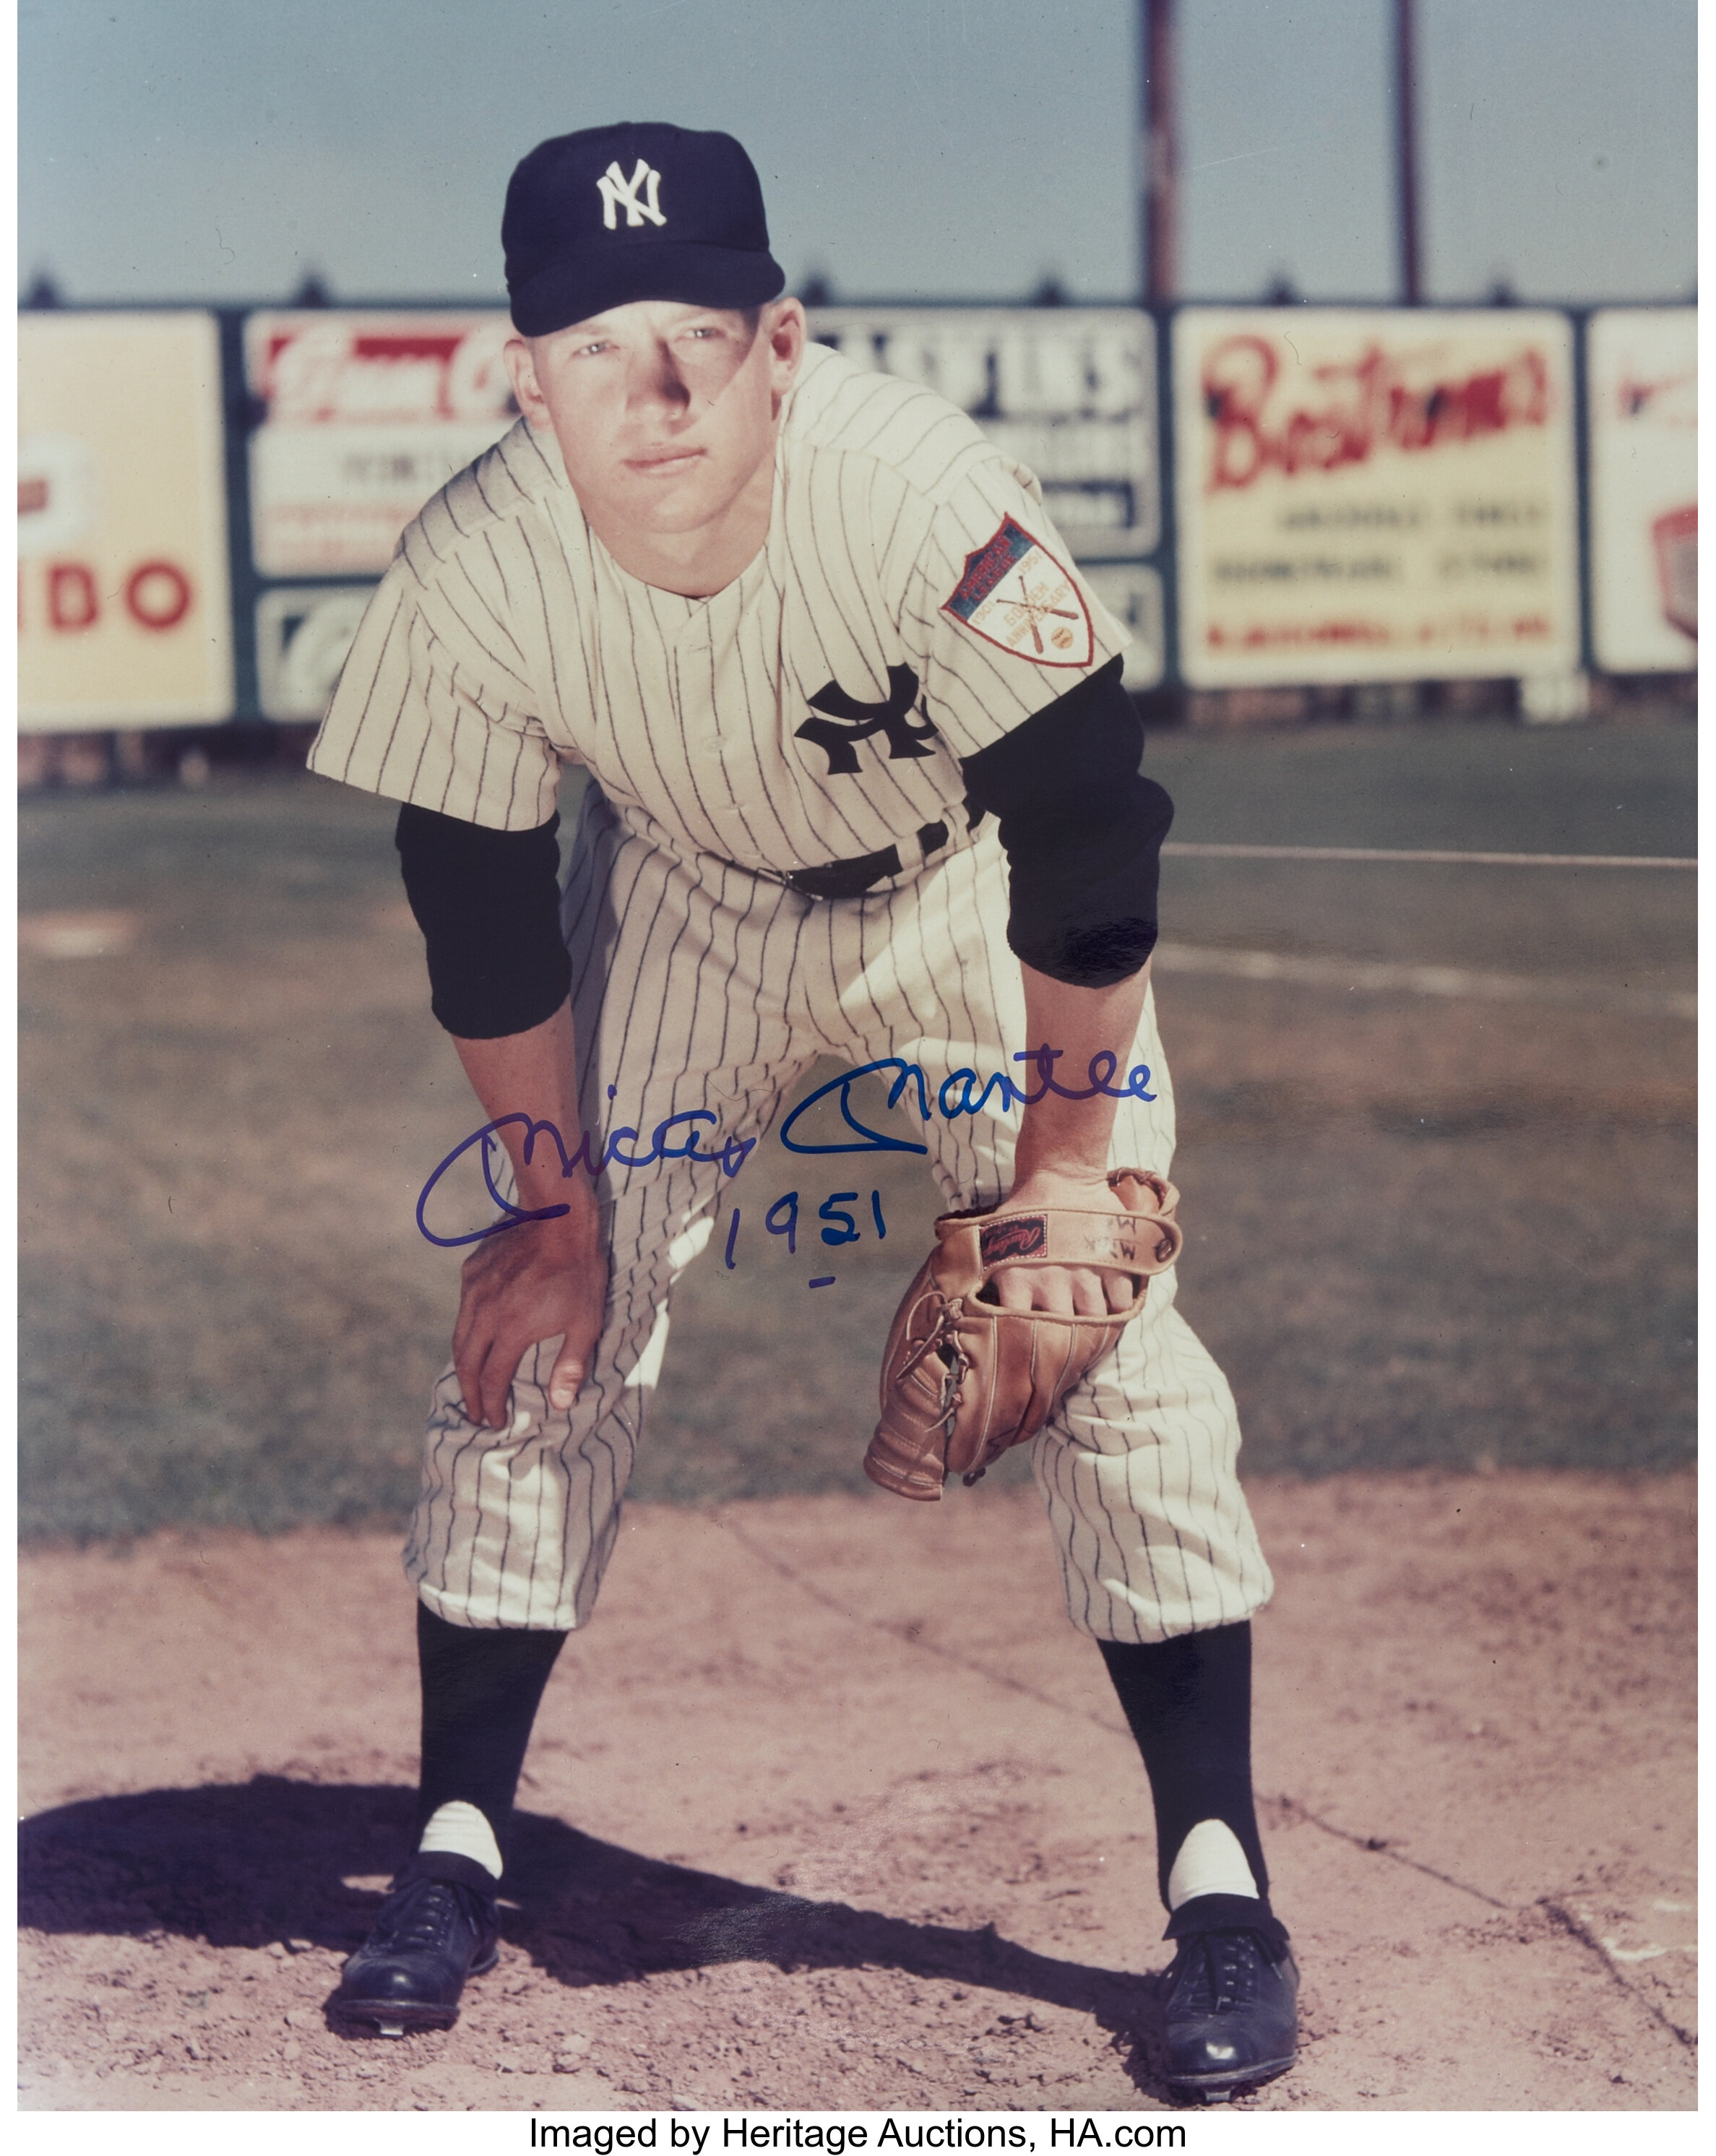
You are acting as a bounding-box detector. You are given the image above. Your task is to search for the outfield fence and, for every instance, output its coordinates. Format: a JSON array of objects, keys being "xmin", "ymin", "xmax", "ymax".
[{"xmin": 17, "ymin": 301, "xmax": 1695, "ymax": 733}]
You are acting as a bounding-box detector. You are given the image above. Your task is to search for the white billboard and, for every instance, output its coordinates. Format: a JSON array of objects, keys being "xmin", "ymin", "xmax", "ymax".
[
  {"xmin": 809, "ymin": 307, "xmax": 1159, "ymax": 561},
  {"xmin": 1587, "ymin": 309, "xmax": 1696, "ymax": 672},
  {"xmin": 1173, "ymin": 309, "xmax": 1580, "ymax": 687},
  {"xmin": 245, "ymin": 311, "xmax": 517, "ymax": 575},
  {"xmin": 19, "ymin": 313, "xmax": 234, "ymax": 729}
]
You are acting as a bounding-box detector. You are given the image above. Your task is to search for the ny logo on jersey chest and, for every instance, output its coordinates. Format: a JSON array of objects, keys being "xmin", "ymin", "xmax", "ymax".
[
  {"xmin": 597, "ymin": 159, "xmax": 666, "ymax": 230},
  {"xmin": 796, "ymin": 665, "xmax": 939, "ymax": 776}
]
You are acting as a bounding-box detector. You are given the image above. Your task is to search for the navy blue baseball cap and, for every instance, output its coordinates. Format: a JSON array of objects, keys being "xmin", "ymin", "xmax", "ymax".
[{"xmin": 504, "ymin": 122, "xmax": 786, "ymax": 337}]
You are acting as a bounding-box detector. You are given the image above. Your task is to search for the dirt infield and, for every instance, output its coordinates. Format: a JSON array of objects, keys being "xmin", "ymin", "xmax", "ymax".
[{"xmin": 18, "ymin": 1470, "xmax": 1696, "ymax": 2111}]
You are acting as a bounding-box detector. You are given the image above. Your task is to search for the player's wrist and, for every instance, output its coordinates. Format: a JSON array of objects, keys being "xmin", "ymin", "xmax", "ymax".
[
  {"xmin": 501, "ymin": 1185, "xmax": 601, "ymax": 1254},
  {"xmin": 1004, "ymin": 1157, "xmax": 1121, "ymax": 1207}
]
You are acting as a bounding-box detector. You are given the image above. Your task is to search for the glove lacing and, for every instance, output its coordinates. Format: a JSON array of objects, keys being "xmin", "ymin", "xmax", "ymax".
[{"xmin": 891, "ymin": 1294, "xmax": 971, "ymax": 1439}]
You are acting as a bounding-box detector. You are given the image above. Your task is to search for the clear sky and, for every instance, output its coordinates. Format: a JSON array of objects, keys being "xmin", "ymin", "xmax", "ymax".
[{"xmin": 17, "ymin": 0, "xmax": 1696, "ymax": 308}]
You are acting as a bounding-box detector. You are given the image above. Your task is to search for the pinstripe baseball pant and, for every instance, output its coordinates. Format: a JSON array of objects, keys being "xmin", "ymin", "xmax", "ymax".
[{"xmin": 405, "ymin": 785, "xmax": 1274, "ymax": 1642}]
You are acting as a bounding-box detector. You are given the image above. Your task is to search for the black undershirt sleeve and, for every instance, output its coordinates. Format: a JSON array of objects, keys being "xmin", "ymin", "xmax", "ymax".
[
  {"xmin": 397, "ymin": 660, "xmax": 1162, "ymax": 1027},
  {"xmin": 959, "ymin": 655, "xmax": 1174, "ymax": 988},
  {"xmin": 394, "ymin": 803, "xmax": 571, "ymax": 1040}
]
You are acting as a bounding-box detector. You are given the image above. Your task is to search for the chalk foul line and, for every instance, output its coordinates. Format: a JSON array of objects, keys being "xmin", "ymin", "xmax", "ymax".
[
  {"xmin": 707, "ymin": 1508, "xmax": 1130, "ymax": 1738},
  {"xmin": 1162, "ymin": 844, "xmax": 1696, "ymax": 869},
  {"xmin": 1282, "ymin": 1806, "xmax": 1696, "ymax": 2051},
  {"xmin": 1276, "ymin": 1795, "xmax": 1508, "ymax": 1909},
  {"xmin": 1540, "ymin": 1902, "xmax": 1697, "ymax": 2051},
  {"xmin": 1152, "ymin": 941, "xmax": 1695, "ymax": 1021},
  {"xmin": 705, "ymin": 1513, "xmax": 1625, "ymax": 1967}
]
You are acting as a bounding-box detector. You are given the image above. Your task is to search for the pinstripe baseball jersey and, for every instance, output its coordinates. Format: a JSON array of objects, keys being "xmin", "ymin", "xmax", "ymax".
[{"xmin": 309, "ymin": 340, "xmax": 1130, "ymax": 871}]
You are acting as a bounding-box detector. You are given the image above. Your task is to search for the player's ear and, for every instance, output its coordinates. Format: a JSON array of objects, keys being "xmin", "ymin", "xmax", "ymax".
[
  {"xmin": 764, "ymin": 299, "xmax": 807, "ymax": 403},
  {"xmin": 504, "ymin": 337, "xmax": 550, "ymax": 428}
]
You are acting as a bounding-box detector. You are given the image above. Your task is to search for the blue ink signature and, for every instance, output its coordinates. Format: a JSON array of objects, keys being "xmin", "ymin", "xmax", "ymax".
[
  {"xmin": 415, "ymin": 1045, "xmax": 1155, "ymax": 1247},
  {"xmin": 777, "ymin": 1047, "xmax": 1157, "ymax": 1157},
  {"xmin": 415, "ymin": 1110, "xmax": 758, "ymax": 1248}
]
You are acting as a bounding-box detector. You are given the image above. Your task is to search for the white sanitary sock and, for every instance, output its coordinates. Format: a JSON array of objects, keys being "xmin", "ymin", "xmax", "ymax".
[
  {"xmin": 1166, "ymin": 1818, "xmax": 1260, "ymax": 1910},
  {"xmin": 418, "ymin": 1799, "xmax": 504, "ymax": 1880}
]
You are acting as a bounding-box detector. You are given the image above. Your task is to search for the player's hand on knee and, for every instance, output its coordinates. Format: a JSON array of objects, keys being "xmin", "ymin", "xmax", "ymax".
[{"xmin": 452, "ymin": 1186, "xmax": 608, "ymax": 1428}]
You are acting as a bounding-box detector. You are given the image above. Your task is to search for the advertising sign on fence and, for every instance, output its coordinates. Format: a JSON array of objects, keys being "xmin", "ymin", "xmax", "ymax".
[
  {"xmin": 254, "ymin": 587, "xmax": 381, "ymax": 721},
  {"xmin": 19, "ymin": 312, "xmax": 233, "ymax": 729},
  {"xmin": 245, "ymin": 311, "xmax": 516, "ymax": 575},
  {"xmin": 1172, "ymin": 309, "xmax": 1580, "ymax": 688},
  {"xmin": 809, "ymin": 307, "xmax": 1160, "ymax": 562},
  {"xmin": 1587, "ymin": 309, "xmax": 1696, "ymax": 672},
  {"xmin": 18, "ymin": 301, "xmax": 1681, "ymax": 730},
  {"xmin": 1079, "ymin": 564, "xmax": 1166, "ymax": 689}
]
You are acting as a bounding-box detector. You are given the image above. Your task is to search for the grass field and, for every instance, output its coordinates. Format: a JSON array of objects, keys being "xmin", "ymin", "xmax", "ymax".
[{"xmin": 18, "ymin": 715, "xmax": 1695, "ymax": 1540}]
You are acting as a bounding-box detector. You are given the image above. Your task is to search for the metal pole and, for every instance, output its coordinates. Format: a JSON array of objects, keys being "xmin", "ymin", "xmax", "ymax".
[
  {"xmin": 1142, "ymin": 0, "xmax": 1178, "ymax": 305},
  {"xmin": 1394, "ymin": 0, "xmax": 1422, "ymax": 303}
]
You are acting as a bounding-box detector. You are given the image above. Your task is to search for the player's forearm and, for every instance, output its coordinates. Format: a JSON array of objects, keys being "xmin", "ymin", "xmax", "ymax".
[
  {"xmin": 1010, "ymin": 958, "xmax": 1152, "ymax": 1189},
  {"xmin": 452, "ymin": 999, "xmax": 588, "ymax": 1218}
]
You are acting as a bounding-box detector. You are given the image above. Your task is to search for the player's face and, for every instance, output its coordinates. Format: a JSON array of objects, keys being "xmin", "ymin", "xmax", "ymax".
[{"xmin": 504, "ymin": 300, "xmax": 806, "ymax": 542}]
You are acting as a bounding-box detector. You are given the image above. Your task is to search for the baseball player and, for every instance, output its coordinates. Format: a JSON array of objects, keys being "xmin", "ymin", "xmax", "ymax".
[{"xmin": 311, "ymin": 122, "xmax": 1296, "ymax": 2098}]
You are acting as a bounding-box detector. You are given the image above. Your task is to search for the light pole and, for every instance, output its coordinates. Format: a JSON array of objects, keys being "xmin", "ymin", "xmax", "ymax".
[
  {"xmin": 1141, "ymin": 0, "xmax": 1178, "ymax": 306},
  {"xmin": 1394, "ymin": 0, "xmax": 1423, "ymax": 302}
]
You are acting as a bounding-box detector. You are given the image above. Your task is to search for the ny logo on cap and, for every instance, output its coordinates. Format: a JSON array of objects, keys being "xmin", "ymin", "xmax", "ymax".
[{"xmin": 596, "ymin": 158, "xmax": 667, "ymax": 230}]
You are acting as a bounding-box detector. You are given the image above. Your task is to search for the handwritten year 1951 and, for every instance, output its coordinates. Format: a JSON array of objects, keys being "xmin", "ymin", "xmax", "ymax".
[{"xmin": 723, "ymin": 1187, "xmax": 891, "ymax": 1288}]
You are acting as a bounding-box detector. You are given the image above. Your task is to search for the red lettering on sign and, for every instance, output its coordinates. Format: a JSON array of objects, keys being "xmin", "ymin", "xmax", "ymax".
[
  {"xmin": 1617, "ymin": 370, "xmax": 1696, "ymax": 426},
  {"xmin": 24, "ymin": 558, "xmax": 197, "ymax": 635},
  {"xmin": 1203, "ymin": 335, "xmax": 1551, "ymax": 491},
  {"xmin": 1208, "ymin": 620, "xmax": 1390, "ymax": 649},
  {"xmin": 125, "ymin": 560, "xmax": 193, "ymax": 631},
  {"xmin": 48, "ymin": 561, "xmax": 100, "ymax": 631},
  {"xmin": 258, "ymin": 319, "xmax": 515, "ymax": 425}
]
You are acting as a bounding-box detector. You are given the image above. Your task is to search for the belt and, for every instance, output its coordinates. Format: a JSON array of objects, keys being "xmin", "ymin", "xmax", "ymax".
[{"xmin": 732, "ymin": 820, "xmax": 951, "ymax": 901}]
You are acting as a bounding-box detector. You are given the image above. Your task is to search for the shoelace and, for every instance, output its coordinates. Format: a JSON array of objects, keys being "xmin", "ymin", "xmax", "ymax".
[
  {"xmin": 374, "ymin": 1880, "xmax": 469, "ymax": 1954},
  {"xmin": 1170, "ymin": 1931, "xmax": 1267, "ymax": 2015}
]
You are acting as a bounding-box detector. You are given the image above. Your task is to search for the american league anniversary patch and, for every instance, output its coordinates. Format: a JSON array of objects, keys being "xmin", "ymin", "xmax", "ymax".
[{"xmin": 942, "ymin": 514, "xmax": 1094, "ymax": 667}]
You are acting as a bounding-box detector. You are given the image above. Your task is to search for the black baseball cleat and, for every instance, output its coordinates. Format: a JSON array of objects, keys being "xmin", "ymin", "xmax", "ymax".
[
  {"xmin": 1155, "ymin": 1902, "xmax": 1298, "ymax": 2102},
  {"xmin": 332, "ymin": 1852, "xmax": 501, "ymax": 2035}
]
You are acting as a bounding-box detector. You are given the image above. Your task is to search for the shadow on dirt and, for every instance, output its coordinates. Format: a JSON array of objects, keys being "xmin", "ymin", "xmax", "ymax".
[{"xmin": 20, "ymin": 1775, "xmax": 1174, "ymax": 2095}]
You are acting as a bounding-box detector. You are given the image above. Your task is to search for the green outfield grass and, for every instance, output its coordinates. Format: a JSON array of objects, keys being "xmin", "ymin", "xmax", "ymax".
[{"xmin": 19, "ymin": 715, "xmax": 1694, "ymax": 1539}]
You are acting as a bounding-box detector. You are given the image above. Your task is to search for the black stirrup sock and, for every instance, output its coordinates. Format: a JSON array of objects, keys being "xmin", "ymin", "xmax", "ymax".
[
  {"xmin": 413, "ymin": 1601, "xmax": 569, "ymax": 1860},
  {"xmin": 1098, "ymin": 1621, "xmax": 1272, "ymax": 1915}
]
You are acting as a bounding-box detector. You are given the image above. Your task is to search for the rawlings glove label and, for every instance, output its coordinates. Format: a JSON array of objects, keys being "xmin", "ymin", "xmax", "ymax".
[{"xmin": 980, "ymin": 1214, "xmax": 1048, "ymax": 1264}]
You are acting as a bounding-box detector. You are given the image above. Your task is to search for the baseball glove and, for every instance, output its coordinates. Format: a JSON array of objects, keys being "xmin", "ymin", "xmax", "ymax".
[{"xmin": 864, "ymin": 1168, "xmax": 1183, "ymax": 1503}]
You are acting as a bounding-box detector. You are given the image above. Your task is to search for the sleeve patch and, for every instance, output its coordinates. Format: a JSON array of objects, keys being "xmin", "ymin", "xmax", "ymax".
[{"xmin": 942, "ymin": 515, "xmax": 1094, "ymax": 668}]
